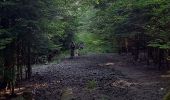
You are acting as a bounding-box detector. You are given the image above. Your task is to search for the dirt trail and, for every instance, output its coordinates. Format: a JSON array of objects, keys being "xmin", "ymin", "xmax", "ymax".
[{"xmin": 23, "ymin": 53, "xmax": 169, "ymax": 100}]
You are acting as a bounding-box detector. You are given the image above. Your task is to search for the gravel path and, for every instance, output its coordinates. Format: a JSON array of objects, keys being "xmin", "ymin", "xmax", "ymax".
[{"xmin": 23, "ymin": 53, "xmax": 168, "ymax": 100}]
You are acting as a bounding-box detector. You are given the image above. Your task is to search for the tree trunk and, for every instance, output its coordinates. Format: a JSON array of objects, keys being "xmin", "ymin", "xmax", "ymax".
[
  {"xmin": 27, "ymin": 42, "xmax": 32, "ymax": 79},
  {"xmin": 11, "ymin": 67, "xmax": 15, "ymax": 96}
]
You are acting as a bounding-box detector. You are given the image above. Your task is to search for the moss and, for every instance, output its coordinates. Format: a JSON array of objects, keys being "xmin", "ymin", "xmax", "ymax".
[
  {"xmin": 87, "ymin": 80, "xmax": 97, "ymax": 89},
  {"xmin": 164, "ymin": 92, "xmax": 170, "ymax": 100}
]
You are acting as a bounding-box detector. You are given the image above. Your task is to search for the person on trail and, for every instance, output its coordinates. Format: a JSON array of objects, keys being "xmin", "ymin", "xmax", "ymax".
[
  {"xmin": 76, "ymin": 42, "xmax": 84, "ymax": 56},
  {"xmin": 70, "ymin": 41, "xmax": 75, "ymax": 59}
]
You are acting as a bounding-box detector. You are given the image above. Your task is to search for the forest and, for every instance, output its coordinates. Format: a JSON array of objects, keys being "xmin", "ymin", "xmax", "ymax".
[{"xmin": 0, "ymin": 0, "xmax": 170, "ymax": 100}]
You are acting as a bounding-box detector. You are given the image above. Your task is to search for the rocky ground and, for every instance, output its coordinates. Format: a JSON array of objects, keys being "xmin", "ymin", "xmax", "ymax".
[{"xmin": 10, "ymin": 53, "xmax": 170, "ymax": 100}]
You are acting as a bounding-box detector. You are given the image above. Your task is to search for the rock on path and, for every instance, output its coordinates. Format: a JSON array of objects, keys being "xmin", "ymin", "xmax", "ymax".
[{"xmin": 25, "ymin": 53, "xmax": 168, "ymax": 100}]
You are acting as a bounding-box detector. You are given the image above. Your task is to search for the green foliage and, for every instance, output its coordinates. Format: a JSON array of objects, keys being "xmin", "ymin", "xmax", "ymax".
[
  {"xmin": 77, "ymin": 32, "xmax": 106, "ymax": 53},
  {"xmin": 87, "ymin": 80, "xmax": 97, "ymax": 89},
  {"xmin": 0, "ymin": 0, "xmax": 81, "ymax": 92},
  {"xmin": 0, "ymin": 38, "xmax": 13, "ymax": 49},
  {"xmin": 88, "ymin": 0, "xmax": 170, "ymax": 52},
  {"xmin": 75, "ymin": 5, "xmax": 116, "ymax": 53}
]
